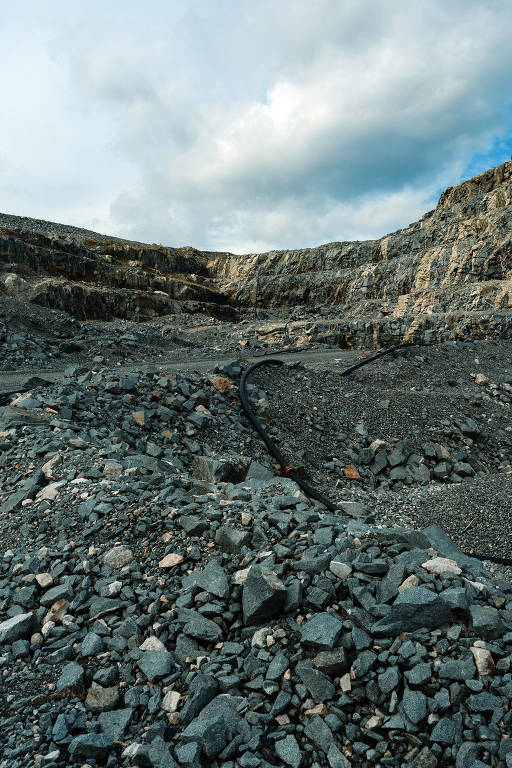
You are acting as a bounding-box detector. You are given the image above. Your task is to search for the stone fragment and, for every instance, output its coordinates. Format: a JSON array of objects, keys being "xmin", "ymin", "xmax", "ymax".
[
  {"xmin": 98, "ymin": 708, "xmax": 133, "ymax": 740},
  {"xmin": 85, "ymin": 685, "xmax": 121, "ymax": 712},
  {"xmin": 422, "ymin": 557, "xmax": 462, "ymax": 576},
  {"xmin": 186, "ymin": 559, "xmax": 230, "ymax": 598},
  {"xmin": 296, "ymin": 659, "xmax": 335, "ymax": 702},
  {"xmin": 275, "ymin": 735, "xmax": 303, "ymax": 767},
  {"xmin": 215, "ymin": 525, "xmax": 250, "ymax": 554},
  {"xmin": 211, "ymin": 376, "xmax": 233, "ymax": 392},
  {"xmin": 180, "ymin": 514, "xmax": 208, "ymax": 536},
  {"xmin": 68, "ymin": 734, "xmax": 114, "ymax": 762},
  {"xmin": 103, "ymin": 460, "xmax": 123, "ymax": 477},
  {"xmin": 104, "ymin": 545, "xmax": 133, "ymax": 568},
  {"xmin": 339, "ymin": 501, "xmax": 367, "ymax": 518},
  {"xmin": 372, "ymin": 587, "xmax": 452, "ymax": 635},
  {"xmin": 467, "ymin": 692, "xmax": 501, "ymax": 712},
  {"xmin": 438, "ymin": 653, "xmax": 476, "ymax": 681},
  {"xmin": 304, "ymin": 714, "xmax": 333, "ymax": 753},
  {"xmin": 398, "ymin": 574, "xmax": 420, "ymax": 592},
  {"xmin": 159, "ymin": 553, "xmax": 184, "ymax": 568},
  {"xmin": 40, "ymin": 582, "xmax": 72, "ymax": 606},
  {"xmin": 430, "ymin": 717, "xmax": 457, "ymax": 744},
  {"xmin": 469, "ymin": 604, "xmax": 505, "ymax": 639},
  {"xmin": 35, "ymin": 573, "xmax": 53, "ymax": 588},
  {"xmin": 329, "ymin": 560, "xmax": 352, "ymax": 579},
  {"xmin": 470, "ymin": 645, "xmax": 495, "ymax": 676},
  {"xmin": 56, "ymin": 661, "xmax": 84, "ymax": 696},
  {"xmin": 242, "ymin": 566, "xmax": 287, "ymax": 625},
  {"xmin": 327, "ymin": 743, "xmax": 351, "ymax": 767},
  {"xmin": 183, "ymin": 616, "xmax": 223, "ymax": 643},
  {"xmin": 313, "ymin": 648, "xmax": 347, "ymax": 674},
  {"xmin": 180, "ymin": 695, "xmax": 238, "ymax": 759},
  {"xmin": 161, "ymin": 690, "xmax": 181, "ymax": 713},
  {"xmin": 176, "ymin": 742, "xmax": 202, "ymax": 768},
  {"xmin": 378, "ymin": 666, "xmax": 400, "ymax": 694},
  {"xmin": 300, "ymin": 612, "xmax": 343, "ymax": 650},
  {"xmin": 44, "ymin": 598, "xmax": 68, "ymax": 625},
  {"xmin": 138, "ymin": 650, "xmax": 174, "ymax": 682},
  {"xmin": 0, "ymin": 612, "xmax": 34, "ymax": 644},
  {"xmin": 132, "ymin": 409, "xmax": 145, "ymax": 425},
  {"xmin": 455, "ymin": 742, "xmax": 480, "ymax": 768},
  {"xmin": 180, "ymin": 673, "xmax": 218, "ymax": 726},
  {"xmin": 402, "ymin": 688, "xmax": 427, "ymax": 724}
]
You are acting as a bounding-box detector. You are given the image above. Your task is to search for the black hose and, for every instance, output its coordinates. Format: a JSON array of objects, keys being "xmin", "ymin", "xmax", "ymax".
[
  {"xmin": 239, "ymin": 359, "xmax": 338, "ymax": 512},
  {"xmin": 239, "ymin": 345, "xmax": 512, "ymax": 568}
]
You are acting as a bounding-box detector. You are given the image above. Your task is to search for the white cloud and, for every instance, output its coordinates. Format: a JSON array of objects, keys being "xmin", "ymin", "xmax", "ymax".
[{"xmin": 1, "ymin": 0, "xmax": 512, "ymax": 251}]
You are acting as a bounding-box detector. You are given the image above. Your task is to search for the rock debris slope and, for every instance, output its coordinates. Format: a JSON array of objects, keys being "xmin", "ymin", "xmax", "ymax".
[{"xmin": 0, "ymin": 350, "xmax": 511, "ymax": 768}]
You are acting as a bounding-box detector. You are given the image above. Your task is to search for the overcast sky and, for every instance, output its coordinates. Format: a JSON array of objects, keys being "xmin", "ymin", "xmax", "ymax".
[{"xmin": 1, "ymin": 1, "xmax": 512, "ymax": 253}]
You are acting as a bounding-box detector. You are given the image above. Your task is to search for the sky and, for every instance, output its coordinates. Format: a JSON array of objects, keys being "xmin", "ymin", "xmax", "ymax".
[{"xmin": 1, "ymin": 1, "xmax": 512, "ymax": 254}]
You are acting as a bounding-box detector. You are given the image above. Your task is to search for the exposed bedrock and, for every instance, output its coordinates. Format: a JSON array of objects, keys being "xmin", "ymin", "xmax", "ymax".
[
  {"xmin": 0, "ymin": 160, "xmax": 511, "ymax": 343},
  {"xmin": 211, "ymin": 160, "xmax": 512, "ymax": 346}
]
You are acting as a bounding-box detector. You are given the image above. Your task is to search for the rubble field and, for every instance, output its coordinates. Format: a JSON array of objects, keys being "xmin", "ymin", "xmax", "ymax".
[{"xmin": 0, "ymin": 337, "xmax": 511, "ymax": 768}]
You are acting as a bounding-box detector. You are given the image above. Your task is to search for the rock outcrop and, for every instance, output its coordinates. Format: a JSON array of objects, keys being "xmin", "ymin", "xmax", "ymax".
[
  {"xmin": 211, "ymin": 160, "xmax": 512, "ymax": 346},
  {"xmin": 1, "ymin": 159, "xmax": 512, "ymax": 345}
]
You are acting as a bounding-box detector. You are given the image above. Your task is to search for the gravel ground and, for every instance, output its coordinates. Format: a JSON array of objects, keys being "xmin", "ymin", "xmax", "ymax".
[{"xmin": 250, "ymin": 339, "xmax": 512, "ymax": 560}]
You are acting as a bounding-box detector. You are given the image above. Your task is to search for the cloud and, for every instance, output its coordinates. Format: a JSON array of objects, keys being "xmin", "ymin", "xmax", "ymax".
[{"xmin": 2, "ymin": 0, "xmax": 512, "ymax": 251}]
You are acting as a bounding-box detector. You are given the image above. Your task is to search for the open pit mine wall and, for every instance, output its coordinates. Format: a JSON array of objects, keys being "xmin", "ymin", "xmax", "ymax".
[
  {"xmin": 0, "ymin": 230, "xmax": 228, "ymax": 320},
  {"xmin": 0, "ymin": 160, "xmax": 511, "ymax": 344},
  {"xmin": 209, "ymin": 160, "xmax": 512, "ymax": 347}
]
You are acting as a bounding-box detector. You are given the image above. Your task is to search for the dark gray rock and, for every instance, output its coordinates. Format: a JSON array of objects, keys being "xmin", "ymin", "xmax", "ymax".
[
  {"xmin": 184, "ymin": 559, "xmax": 230, "ymax": 598},
  {"xmin": 242, "ymin": 566, "xmax": 287, "ymax": 625},
  {"xmin": 313, "ymin": 647, "xmax": 347, "ymax": 674},
  {"xmin": 296, "ymin": 659, "xmax": 335, "ymax": 702},
  {"xmin": 430, "ymin": 717, "xmax": 458, "ymax": 744},
  {"xmin": 438, "ymin": 653, "xmax": 476, "ymax": 681},
  {"xmin": 0, "ymin": 612, "xmax": 34, "ymax": 645},
  {"xmin": 180, "ymin": 673, "xmax": 219, "ymax": 726},
  {"xmin": 351, "ymin": 650, "xmax": 377, "ymax": 678},
  {"xmin": 68, "ymin": 733, "xmax": 114, "ymax": 761},
  {"xmin": 467, "ymin": 692, "xmax": 502, "ymax": 712},
  {"xmin": 402, "ymin": 687, "xmax": 427, "ymax": 724},
  {"xmin": 378, "ymin": 666, "xmax": 400, "ymax": 694},
  {"xmin": 180, "ymin": 695, "xmax": 238, "ymax": 759},
  {"xmin": 176, "ymin": 742, "xmax": 202, "ymax": 768},
  {"xmin": 275, "ymin": 735, "xmax": 303, "ymax": 768},
  {"xmin": 56, "ymin": 661, "xmax": 84, "ymax": 695},
  {"xmin": 180, "ymin": 514, "xmax": 209, "ymax": 536},
  {"xmin": 469, "ymin": 605, "xmax": 505, "ymax": 639},
  {"xmin": 98, "ymin": 707, "xmax": 133, "ymax": 740},
  {"xmin": 455, "ymin": 742, "xmax": 480, "ymax": 768},
  {"xmin": 372, "ymin": 587, "xmax": 452, "ymax": 635},
  {"xmin": 183, "ymin": 616, "xmax": 223, "ymax": 643},
  {"xmin": 300, "ymin": 612, "xmax": 343, "ymax": 650},
  {"xmin": 304, "ymin": 714, "xmax": 334, "ymax": 753},
  {"xmin": 215, "ymin": 525, "xmax": 251, "ymax": 554},
  {"xmin": 138, "ymin": 650, "xmax": 174, "ymax": 682}
]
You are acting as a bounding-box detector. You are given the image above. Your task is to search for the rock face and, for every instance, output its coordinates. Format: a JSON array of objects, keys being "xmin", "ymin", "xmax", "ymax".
[
  {"xmin": 211, "ymin": 159, "xmax": 512, "ymax": 346},
  {"xmin": 1, "ymin": 159, "xmax": 512, "ymax": 343}
]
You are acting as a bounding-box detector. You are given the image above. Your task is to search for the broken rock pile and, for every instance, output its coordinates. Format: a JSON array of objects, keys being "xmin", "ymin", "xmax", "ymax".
[{"xmin": 1, "ymin": 363, "xmax": 512, "ymax": 767}]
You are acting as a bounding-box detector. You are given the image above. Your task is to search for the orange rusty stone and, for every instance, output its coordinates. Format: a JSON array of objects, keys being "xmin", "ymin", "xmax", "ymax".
[{"xmin": 211, "ymin": 376, "xmax": 233, "ymax": 393}]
